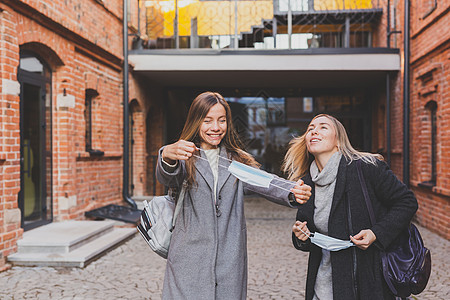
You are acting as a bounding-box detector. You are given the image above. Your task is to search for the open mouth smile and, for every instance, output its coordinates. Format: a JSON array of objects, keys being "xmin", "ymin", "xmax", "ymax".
[{"xmin": 207, "ymin": 133, "xmax": 223, "ymax": 140}]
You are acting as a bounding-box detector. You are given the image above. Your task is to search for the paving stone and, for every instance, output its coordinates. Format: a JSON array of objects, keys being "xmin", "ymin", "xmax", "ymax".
[{"xmin": 0, "ymin": 197, "xmax": 448, "ymax": 299}]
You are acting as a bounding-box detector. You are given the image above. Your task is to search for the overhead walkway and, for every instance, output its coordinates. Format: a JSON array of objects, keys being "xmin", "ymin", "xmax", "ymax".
[{"xmin": 129, "ymin": 48, "xmax": 400, "ymax": 89}]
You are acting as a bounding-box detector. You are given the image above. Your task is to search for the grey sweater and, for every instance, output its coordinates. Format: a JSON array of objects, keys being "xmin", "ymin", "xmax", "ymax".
[{"xmin": 311, "ymin": 152, "xmax": 342, "ymax": 300}]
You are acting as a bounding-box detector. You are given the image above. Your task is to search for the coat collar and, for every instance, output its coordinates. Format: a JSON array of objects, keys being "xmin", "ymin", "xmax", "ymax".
[
  {"xmin": 301, "ymin": 173, "xmax": 318, "ymax": 232},
  {"xmin": 194, "ymin": 146, "xmax": 232, "ymax": 194},
  {"xmin": 194, "ymin": 147, "xmax": 214, "ymax": 190},
  {"xmin": 217, "ymin": 146, "xmax": 232, "ymax": 194},
  {"xmin": 329, "ymin": 156, "xmax": 348, "ymax": 219}
]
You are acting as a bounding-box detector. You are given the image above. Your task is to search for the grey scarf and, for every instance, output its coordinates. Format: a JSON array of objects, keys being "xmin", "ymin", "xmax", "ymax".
[
  {"xmin": 310, "ymin": 151, "xmax": 342, "ymax": 300},
  {"xmin": 310, "ymin": 151, "xmax": 342, "ymax": 235}
]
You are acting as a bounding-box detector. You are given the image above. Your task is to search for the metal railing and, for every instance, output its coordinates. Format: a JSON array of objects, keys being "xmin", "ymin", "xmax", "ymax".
[{"xmin": 134, "ymin": 0, "xmax": 383, "ymax": 50}]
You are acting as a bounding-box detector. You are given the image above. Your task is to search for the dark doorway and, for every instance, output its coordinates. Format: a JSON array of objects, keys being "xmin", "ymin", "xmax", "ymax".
[
  {"xmin": 163, "ymin": 88, "xmax": 372, "ymax": 176},
  {"xmin": 18, "ymin": 52, "xmax": 53, "ymax": 231}
]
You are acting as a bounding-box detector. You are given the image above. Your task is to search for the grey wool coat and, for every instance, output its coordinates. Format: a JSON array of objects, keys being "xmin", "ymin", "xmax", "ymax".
[
  {"xmin": 293, "ymin": 157, "xmax": 418, "ymax": 300},
  {"xmin": 156, "ymin": 146, "xmax": 298, "ymax": 300}
]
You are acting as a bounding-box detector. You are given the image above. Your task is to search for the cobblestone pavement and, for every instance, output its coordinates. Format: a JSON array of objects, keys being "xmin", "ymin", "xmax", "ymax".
[{"xmin": 0, "ymin": 197, "xmax": 448, "ymax": 299}]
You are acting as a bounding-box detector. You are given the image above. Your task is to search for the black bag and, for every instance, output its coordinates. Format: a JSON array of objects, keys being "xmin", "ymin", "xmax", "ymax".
[{"xmin": 356, "ymin": 160, "xmax": 431, "ymax": 298}]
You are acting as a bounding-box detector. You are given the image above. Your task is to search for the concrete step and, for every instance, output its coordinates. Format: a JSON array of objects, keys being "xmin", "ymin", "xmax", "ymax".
[
  {"xmin": 8, "ymin": 220, "xmax": 136, "ymax": 268},
  {"xmin": 16, "ymin": 220, "xmax": 116, "ymax": 254}
]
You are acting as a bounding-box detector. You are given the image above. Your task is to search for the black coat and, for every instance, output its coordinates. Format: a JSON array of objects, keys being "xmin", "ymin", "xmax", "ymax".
[{"xmin": 293, "ymin": 157, "xmax": 418, "ymax": 300}]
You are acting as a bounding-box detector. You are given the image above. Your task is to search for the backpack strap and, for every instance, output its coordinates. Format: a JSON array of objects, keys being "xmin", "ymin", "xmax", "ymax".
[
  {"xmin": 356, "ymin": 160, "xmax": 376, "ymax": 225},
  {"xmin": 172, "ymin": 180, "xmax": 187, "ymax": 231}
]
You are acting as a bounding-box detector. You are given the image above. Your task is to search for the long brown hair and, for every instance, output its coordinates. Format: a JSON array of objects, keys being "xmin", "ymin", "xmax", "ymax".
[
  {"xmin": 180, "ymin": 91, "xmax": 258, "ymax": 186},
  {"xmin": 283, "ymin": 114, "xmax": 383, "ymax": 181}
]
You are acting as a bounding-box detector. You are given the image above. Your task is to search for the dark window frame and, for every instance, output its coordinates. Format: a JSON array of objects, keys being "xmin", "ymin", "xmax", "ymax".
[
  {"xmin": 421, "ymin": 0, "xmax": 437, "ymax": 20},
  {"xmin": 419, "ymin": 101, "xmax": 437, "ymax": 188},
  {"xmin": 85, "ymin": 89, "xmax": 104, "ymax": 156}
]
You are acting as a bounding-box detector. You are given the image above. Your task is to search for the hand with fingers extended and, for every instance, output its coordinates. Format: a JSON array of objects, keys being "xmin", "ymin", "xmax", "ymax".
[
  {"xmin": 162, "ymin": 140, "xmax": 199, "ymax": 164},
  {"xmin": 291, "ymin": 179, "xmax": 312, "ymax": 204},
  {"xmin": 350, "ymin": 229, "xmax": 377, "ymax": 250},
  {"xmin": 293, "ymin": 221, "xmax": 310, "ymax": 241}
]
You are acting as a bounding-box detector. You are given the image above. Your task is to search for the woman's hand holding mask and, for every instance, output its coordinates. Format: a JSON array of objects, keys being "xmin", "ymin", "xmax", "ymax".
[
  {"xmin": 162, "ymin": 140, "xmax": 198, "ymax": 164},
  {"xmin": 350, "ymin": 229, "xmax": 377, "ymax": 250},
  {"xmin": 291, "ymin": 179, "xmax": 312, "ymax": 204},
  {"xmin": 293, "ymin": 221, "xmax": 310, "ymax": 241}
]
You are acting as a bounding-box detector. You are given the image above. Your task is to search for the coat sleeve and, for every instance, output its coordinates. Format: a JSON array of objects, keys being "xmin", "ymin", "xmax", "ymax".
[
  {"xmin": 243, "ymin": 174, "xmax": 300, "ymax": 208},
  {"xmin": 292, "ymin": 189, "xmax": 315, "ymax": 251},
  {"xmin": 292, "ymin": 232, "xmax": 312, "ymax": 252},
  {"xmin": 155, "ymin": 146, "xmax": 186, "ymax": 188},
  {"xmin": 366, "ymin": 159, "xmax": 418, "ymax": 249}
]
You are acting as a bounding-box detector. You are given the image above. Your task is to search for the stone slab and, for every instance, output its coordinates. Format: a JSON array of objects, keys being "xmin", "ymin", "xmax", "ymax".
[
  {"xmin": 8, "ymin": 227, "xmax": 136, "ymax": 268},
  {"xmin": 16, "ymin": 220, "xmax": 116, "ymax": 253}
]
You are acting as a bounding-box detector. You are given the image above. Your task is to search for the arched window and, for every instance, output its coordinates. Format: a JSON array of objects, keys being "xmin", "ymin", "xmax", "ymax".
[
  {"xmin": 85, "ymin": 89, "xmax": 104, "ymax": 156},
  {"xmin": 426, "ymin": 101, "xmax": 437, "ymax": 185},
  {"xmin": 19, "ymin": 55, "xmax": 51, "ymax": 79},
  {"xmin": 420, "ymin": 100, "xmax": 437, "ymax": 187}
]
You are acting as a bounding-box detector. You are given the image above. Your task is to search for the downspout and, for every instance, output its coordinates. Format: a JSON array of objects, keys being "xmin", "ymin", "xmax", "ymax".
[
  {"xmin": 403, "ymin": 0, "xmax": 410, "ymax": 186},
  {"xmin": 386, "ymin": 0, "xmax": 391, "ymax": 167},
  {"xmin": 123, "ymin": 0, "xmax": 137, "ymax": 209},
  {"xmin": 386, "ymin": 73, "xmax": 391, "ymax": 167}
]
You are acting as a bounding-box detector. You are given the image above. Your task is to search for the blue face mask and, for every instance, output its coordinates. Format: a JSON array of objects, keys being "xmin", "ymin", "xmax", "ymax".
[
  {"xmin": 228, "ymin": 161, "xmax": 274, "ymax": 188},
  {"xmin": 310, "ymin": 232, "xmax": 354, "ymax": 251}
]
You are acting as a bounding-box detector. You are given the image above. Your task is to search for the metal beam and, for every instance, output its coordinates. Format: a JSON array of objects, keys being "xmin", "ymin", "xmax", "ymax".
[
  {"xmin": 403, "ymin": 0, "xmax": 410, "ymax": 186},
  {"xmin": 123, "ymin": 0, "xmax": 137, "ymax": 208}
]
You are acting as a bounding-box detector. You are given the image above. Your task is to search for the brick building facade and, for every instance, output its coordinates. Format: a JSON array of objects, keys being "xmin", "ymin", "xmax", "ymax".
[
  {"xmin": 0, "ymin": 0, "xmax": 164, "ymax": 271},
  {"xmin": 383, "ymin": 0, "xmax": 449, "ymax": 239},
  {"xmin": 0, "ymin": 0, "xmax": 448, "ymax": 272},
  {"xmin": 407, "ymin": 1, "xmax": 449, "ymax": 238}
]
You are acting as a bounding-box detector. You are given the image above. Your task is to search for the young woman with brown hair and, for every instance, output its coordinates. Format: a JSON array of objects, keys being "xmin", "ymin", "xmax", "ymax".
[{"xmin": 156, "ymin": 91, "xmax": 312, "ymax": 299}]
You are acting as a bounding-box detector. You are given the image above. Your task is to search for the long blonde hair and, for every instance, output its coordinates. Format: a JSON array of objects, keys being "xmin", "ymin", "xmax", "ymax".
[
  {"xmin": 283, "ymin": 114, "xmax": 383, "ymax": 181},
  {"xmin": 180, "ymin": 91, "xmax": 258, "ymax": 186}
]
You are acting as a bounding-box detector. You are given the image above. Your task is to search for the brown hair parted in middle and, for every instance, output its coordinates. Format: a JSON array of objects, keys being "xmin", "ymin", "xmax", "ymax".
[{"xmin": 180, "ymin": 91, "xmax": 259, "ymax": 186}]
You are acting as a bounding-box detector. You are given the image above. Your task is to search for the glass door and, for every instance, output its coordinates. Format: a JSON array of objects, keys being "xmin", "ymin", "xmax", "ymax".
[{"xmin": 18, "ymin": 53, "xmax": 53, "ymax": 230}]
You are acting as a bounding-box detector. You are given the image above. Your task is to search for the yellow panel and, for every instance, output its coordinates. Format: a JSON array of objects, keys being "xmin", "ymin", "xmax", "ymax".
[
  {"xmin": 158, "ymin": 0, "xmax": 273, "ymax": 36},
  {"xmin": 314, "ymin": 0, "xmax": 373, "ymax": 10},
  {"xmin": 145, "ymin": 0, "xmax": 372, "ymax": 38}
]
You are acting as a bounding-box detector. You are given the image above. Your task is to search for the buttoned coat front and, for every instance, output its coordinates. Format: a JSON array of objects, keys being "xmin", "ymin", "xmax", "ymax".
[
  {"xmin": 293, "ymin": 157, "xmax": 418, "ymax": 300},
  {"xmin": 156, "ymin": 146, "xmax": 297, "ymax": 300}
]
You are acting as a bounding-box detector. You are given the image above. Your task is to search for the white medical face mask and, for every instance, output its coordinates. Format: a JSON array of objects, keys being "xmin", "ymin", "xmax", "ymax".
[
  {"xmin": 228, "ymin": 161, "xmax": 274, "ymax": 188},
  {"xmin": 310, "ymin": 232, "xmax": 354, "ymax": 251}
]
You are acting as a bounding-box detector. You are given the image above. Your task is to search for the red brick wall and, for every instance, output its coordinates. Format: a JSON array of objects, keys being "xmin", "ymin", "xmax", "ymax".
[
  {"xmin": 0, "ymin": 0, "xmax": 161, "ymax": 267},
  {"xmin": 0, "ymin": 5, "xmax": 23, "ymax": 271},
  {"xmin": 408, "ymin": 1, "xmax": 450, "ymax": 239},
  {"xmin": 16, "ymin": 0, "xmax": 123, "ymax": 57},
  {"xmin": 366, "ymin": 0, "xmax": 449, "ymax": 239},
  {"xmin": 371, "ymin": 0, "xmax": 388, "ymax": 48},
  {"xmin": 143, "ymin": 87, "xmax": 166, "ymax": 196}
]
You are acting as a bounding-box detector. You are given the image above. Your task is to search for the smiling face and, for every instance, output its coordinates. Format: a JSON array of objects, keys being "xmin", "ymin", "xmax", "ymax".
[
  {"xmin": 305, "ymin": 116, "xmax": 339, "ymax": 158},
  {"xmin": 199, "ymin": 103, "xmax": 227, "ymax": 149}
]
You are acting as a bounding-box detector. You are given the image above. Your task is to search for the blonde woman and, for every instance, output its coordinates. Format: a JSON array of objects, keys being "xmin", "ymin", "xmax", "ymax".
[
  {"xmin": 283, "ymin": 114, "xmax": 418, "ymax": 300},
  {"xmin": 156, "ymin": 91, "xmax": 312, "ymax": 299}
]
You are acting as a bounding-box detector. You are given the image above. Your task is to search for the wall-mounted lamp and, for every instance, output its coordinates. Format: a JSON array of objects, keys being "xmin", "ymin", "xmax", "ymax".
[{"xmin": 63, "ymin": 88, "xmax": 67, "ymax": 96}]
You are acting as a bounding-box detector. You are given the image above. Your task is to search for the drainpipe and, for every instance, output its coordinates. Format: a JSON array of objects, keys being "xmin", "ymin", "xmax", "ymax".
[
  {"xmin": 123, "ymin": 0, "xmax": 137, "ymax": 209},
  {"xmin": 386, "ymin": 0, "xmax": 391, "ymax": 167},
  {"xmin": 387, "ymin": 0, "xmax": 390, "ymax": 47},
  {"xmin": 386, "ymin": 73, "xmax": 391, "ymax": 167},
  {"xmin": 403, "ymin": 0, "xmax": 410, "ymax": 186},
  {"xmin": 287, "ymin": 0, "xmax": 292, "ymax": 49}
]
